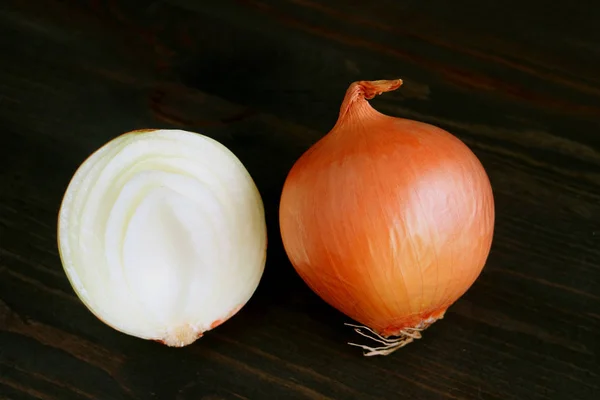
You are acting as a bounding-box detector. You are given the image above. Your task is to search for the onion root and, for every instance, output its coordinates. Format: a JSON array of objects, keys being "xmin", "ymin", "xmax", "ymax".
[{"xmin": 345, "ymin": 313, "xmax": 444, "ymax": 356}]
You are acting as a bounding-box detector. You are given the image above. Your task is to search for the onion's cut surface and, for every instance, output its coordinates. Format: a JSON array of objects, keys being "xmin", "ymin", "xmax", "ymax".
[{"xmin": 58, "ymin": 129, "xmax": 267, "ymax": 347}]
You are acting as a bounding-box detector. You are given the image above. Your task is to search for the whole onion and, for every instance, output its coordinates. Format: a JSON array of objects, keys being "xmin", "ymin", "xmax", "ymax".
[{"xmin": 279, "ymin": 79, "xmax": 495, "ymax": 356}]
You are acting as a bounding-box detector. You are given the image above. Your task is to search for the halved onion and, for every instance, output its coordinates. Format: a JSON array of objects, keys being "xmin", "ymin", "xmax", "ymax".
[{"xmin": 58, "ymin": 129, "xmax": 267, "ymax": 346}]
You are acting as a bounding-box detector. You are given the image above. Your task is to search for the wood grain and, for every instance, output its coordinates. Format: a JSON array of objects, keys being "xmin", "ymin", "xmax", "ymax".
[{"xmin": 1, "ymin": 0, "xmax": 598, "ymax": 399}]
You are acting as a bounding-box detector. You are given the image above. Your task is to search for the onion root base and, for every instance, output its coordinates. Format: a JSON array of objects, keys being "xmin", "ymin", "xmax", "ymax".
[
  {"xmin": 161, "ymin": 325, "xmax": 203, "ymax": 347},
  {"xmin": 345, "ymin": 314, "xmax": 443, "ymax": 356}
]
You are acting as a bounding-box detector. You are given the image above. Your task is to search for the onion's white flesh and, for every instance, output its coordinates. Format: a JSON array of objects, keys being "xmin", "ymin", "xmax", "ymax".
[{"xmin": 58, "ymin": 129, "xmax": 267, "ymax": 346}]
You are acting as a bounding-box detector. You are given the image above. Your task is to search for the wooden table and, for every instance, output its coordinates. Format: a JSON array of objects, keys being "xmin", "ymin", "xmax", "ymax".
[{"xmin": 1, "ymin": 1, "xmax": 598, "ymax": 399}]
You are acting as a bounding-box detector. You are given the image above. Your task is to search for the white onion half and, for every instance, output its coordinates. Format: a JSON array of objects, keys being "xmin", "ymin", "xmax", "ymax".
[{"xmin": 57, "ymin": 129, "xmax": 267, "ymax": 346}]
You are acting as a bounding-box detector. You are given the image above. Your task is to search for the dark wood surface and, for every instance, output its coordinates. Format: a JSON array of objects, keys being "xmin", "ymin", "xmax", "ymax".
[{"xmin": 1, "ymin": 1, "xmax": 599, "ymax": 399}]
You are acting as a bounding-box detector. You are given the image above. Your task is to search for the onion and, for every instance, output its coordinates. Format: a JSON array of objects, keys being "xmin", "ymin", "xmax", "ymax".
[
  {"xmin": 279, "ymin": 79, "xmax": 495, "ymax": 356},
  {"xmin": 57, "ymin": 129, "xmax": 267, "ymax": 347}
]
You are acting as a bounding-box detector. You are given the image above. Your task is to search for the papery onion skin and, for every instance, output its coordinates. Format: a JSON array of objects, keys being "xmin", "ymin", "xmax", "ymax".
[
  {"xmin": 58, "ymin": 129, "xmax": 267, "ymax": 347},
  {"xmin": 279, "ymin": 80, "xmax": 494, "ymax": 346}
]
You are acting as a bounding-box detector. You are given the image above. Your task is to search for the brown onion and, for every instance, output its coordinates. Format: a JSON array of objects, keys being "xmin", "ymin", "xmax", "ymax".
[{"xmin": 279, "ymin": 79, "xmax": 495, "ymax": 356}]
